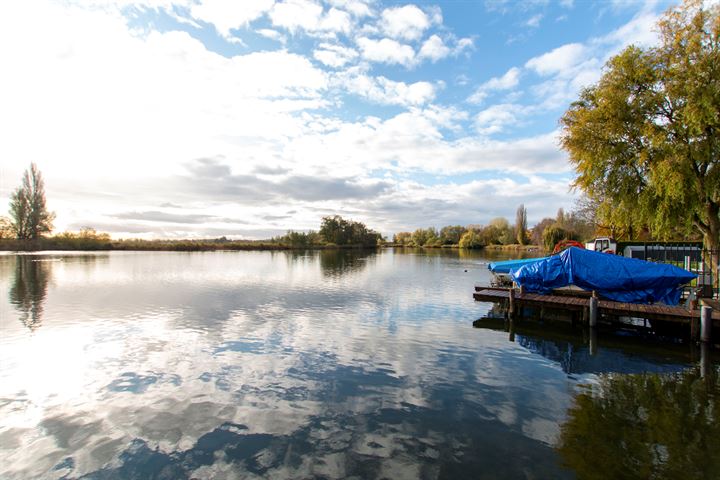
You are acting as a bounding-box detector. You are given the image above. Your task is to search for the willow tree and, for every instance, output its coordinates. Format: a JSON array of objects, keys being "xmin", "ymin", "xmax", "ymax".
[{"xmin": 560, "ymin": 0, "xmax": 719, "ymax": 252}]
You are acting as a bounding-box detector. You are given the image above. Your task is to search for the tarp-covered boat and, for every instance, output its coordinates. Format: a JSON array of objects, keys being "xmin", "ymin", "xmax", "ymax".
[
  {"xmin": 488, "ymin": 257, "xmax": 548, "ymax": 274},
  {"xmin": 510, "ymin": 247, "xmax": 696, "ymax": 305}
]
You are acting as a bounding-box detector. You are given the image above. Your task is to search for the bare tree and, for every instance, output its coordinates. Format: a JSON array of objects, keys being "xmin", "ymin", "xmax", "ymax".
[{"xmin": 9, "ymin": 163, "xmax": 54, "ymax": 239}]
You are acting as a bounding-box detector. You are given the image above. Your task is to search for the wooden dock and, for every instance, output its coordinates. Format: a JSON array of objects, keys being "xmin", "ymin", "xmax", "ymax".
[{"xmin": 473, "ymin": 286, "xmax": 720, "ymax": 341}]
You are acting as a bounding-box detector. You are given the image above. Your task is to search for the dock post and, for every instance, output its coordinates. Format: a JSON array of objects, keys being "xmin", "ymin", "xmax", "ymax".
[
  {"xmin": 700, "ymin": 342, "xmax": 710, "ymax": 379},
  {"xmin": 589, "ymin": 328, "xmax": 597, "ymax": 356},
  {"xmin": 588, "ymin": 296, "xmax": 598, "ymax": 328},
  {"xmin": 701, "ymin": 306, "xmax": 713, "ymax": 343},
  {"xmin": 691, "ymin": 314, "xmax": 700, "ymax": 342},
  {"xmin": 508, "ymin": 288, "xmax": 515, "ymax": 318}
]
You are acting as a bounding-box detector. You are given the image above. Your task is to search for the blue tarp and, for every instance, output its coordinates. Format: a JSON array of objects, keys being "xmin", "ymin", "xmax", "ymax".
[
  {"xmin": 510, "ymin": 247, "xmax": 696, "ymax": 305},
  {"xmin": 488, "ymin": 257, "xmax": 547, "ymax": 274}
]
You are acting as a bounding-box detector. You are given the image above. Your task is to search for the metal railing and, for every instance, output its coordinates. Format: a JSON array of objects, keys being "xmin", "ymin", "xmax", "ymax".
[{"xmin": 619, "ymin": 243, "xmax": 718, "ymax": 300}]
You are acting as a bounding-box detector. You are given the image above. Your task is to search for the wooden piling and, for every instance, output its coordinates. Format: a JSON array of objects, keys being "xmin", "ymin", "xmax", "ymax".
[
  {"xmin": 690, "ymin": 315, "xmax": 700, "ymax": 342},
  {"xmin": 589, "ymin": 297, "xmax": 598, "ymax": 328},
  {"xmin": 700, "ymin": 306, "xmax": 713, "ymax": 343},
  {"xmin": 589, "ymin": 328, "xmax": 597, "ymax": 356},
  {"xmin": 700, "ymin": 342, "xmax": 711, "ymax": 379},
  {"xmin": 508, "ymin": 288, "xmax": 515, "ymax": 317}
]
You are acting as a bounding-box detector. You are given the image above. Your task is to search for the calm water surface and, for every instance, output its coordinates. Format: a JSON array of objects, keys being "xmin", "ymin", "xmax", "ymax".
[{"xmin": 0, "ymin": 249, "xmax": 718, "ymax": 479}]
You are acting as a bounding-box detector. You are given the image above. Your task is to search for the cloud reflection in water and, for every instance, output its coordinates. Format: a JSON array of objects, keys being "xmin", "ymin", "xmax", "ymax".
[{"xmin": 0, "ymin": 250, "xmax": 701, "ymax": 479}]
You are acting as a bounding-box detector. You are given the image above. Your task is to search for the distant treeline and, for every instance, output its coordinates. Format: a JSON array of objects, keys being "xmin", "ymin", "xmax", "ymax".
[
  {"xmin": 0, "ymin": 209, "xmax": 602, "ymax": 252},
  {"xmin": 392, "ymin": 206, "xmax": 597, "ymax": 250},
  {"xmin": 0, "ymin": 216, "xmax": 383, "ymax": 252}
]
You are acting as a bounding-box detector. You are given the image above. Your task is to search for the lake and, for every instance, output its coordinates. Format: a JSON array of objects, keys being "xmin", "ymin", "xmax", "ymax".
[{"xmin": 0, "ymin": 249, "xmax": 718, "ymax": 479}]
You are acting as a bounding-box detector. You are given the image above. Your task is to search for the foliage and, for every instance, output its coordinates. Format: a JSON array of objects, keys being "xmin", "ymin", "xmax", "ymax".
[
  {"xmin": 272, "ymin": 230, "xmax": 321, "ymax": 248},
  {"xmin": 439, "ymin": 225, "xmax": 467, "ymax": 245},
  {"xmin": 542, "ymin": 224, "xmax": 579, "ymax": 252},
  {"xmin": 411, "ymin": 227, "xmax": 439, "ymax": 247},
  {"xmin": 318, "ymin": 215, "xmax": 381, "ymax": 247},
  {"xmin": 0, "ymin": 216, "xmax": 13, "ymax": 239},
  {"xmin": 531, "ymin": 217, "xmax": 555, "ymax": 246},
  {"xmin": 487, "ymin": 217, "xmax": 514, "ymax": 245},
  {"xmin": 393, "ymin": 226, "xmax": 467, "ymax": 247},
  {"xmin": 393, "ymin": 232, "xmax": 412, "ymax": 245},
  {"xmin": 51, "ymin": 227, "xmax": 112, "ymax": 250},
  {"xmin": 9, "ymin": 163, "xmax": 55, "ymax": 239},
  {"xmin": 560, "ymin": 0, "xmax": 720, "ymax": 251},
  {"xmin": 458, "ymin": 229, "xmax": 485, "ymax": 249},
  {"xmin": 515, "ymin": 204, "xmax": 528, "ymax": 245}
]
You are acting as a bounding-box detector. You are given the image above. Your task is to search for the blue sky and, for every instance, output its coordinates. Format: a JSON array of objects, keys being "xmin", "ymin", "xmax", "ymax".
[{"xmin": 0, "ymin": 0, "xmax": 676, "ymax": 239}]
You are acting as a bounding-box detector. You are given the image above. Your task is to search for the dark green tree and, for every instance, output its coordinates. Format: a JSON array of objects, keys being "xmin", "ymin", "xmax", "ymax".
[
  {"xmin": 318, "ymin": 215, "xmax": 380, "ymax": 247},
  {"xmin": 411, "ymin": 227, "xmax": 439, "ymax": 247},
  {"xmin": 439, "ymin": 225, "xmax": 467, "ymax": 245},
  {"xmin": 9, "ymin": 163, "xmax": 54, "ymax": 239},
  {"xmin": 560, "ymin": 0, "xmax": 719, "ymax": 252},
  {"xmin": 542, "ymin": 224, "xmax": 578, "ymax": 252},
  {"xmin": 531, "ymin": 217, "xmax": 555, "ymax": 246}
]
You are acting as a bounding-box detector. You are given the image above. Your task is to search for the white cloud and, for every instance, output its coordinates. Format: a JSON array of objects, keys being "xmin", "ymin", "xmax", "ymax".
[
  {"xmin": 256, "ymin": 28, "xmax": 287, "ymax": 43},
  {"xmin": 190, "ymin": 0, "xmax": 275, "ymax": 39},
  {"xmin": 454, "ymin": 131, "xmax": 569, "ymax": 175},
  {"xmin": 593, "ymin": 11, "xmax": 660, "ymax": 51},
  {"xmin": 320, "ymin": 7, "xmax": 354, "ymax": 34},
  {"xmin": 418, "ymin": 34, "xmax": 450, "ymax": 62},
  {"xmin": 326, "ymin": 0, "xmax": 373, "ymax": 18},
  {"xmin": 522, "ymin": 6, "xmax": 663, "ymax": 110},
  {"xmin": 379, "ymin": 5, "xmax": 431, "ymax": 41},
  {"xmin": 313, "ymin": 42, "xmax": 359, "ymax": 67},
  {"xmin": 474, "ymin": 103, "xmax": 529, "ymax": 135},
  {"xmin": 356, "ymin": 37, "xmax": 416, "ymax": 67},
  {"xmin": 454, "ymin": 37, "xmax": 475, "ymax": 55},
  {"xmin": 525, "ymin": 43, "xmax": 587, "ymax": 76},
  {"xmin": 269, "ymin": 0, "xmax": 324, "ymax": 33},
  {"xmin": 268, "ymin": 1, "xmax": 352, "ymax": 36},
  {"xmin": 468, "ymin": 67, "xmax": 521, "ymax": 104},
  {"xmin": 341, "ymin": 74, "xmax": 437, "ymax": 107},
  {"xmin": 526, "ymin": 14, "xmax": 543, "ymax": 28}
]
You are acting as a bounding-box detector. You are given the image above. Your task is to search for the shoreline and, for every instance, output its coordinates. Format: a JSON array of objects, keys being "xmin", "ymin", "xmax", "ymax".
[{"xmin": 0, "ymin": 239, "xmax": 544, "ymax": 253}]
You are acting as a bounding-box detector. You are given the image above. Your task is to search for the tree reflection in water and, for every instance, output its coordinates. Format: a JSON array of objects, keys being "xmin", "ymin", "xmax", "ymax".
[
  {"xmin": 559, "ymin": 367, "xmax": 720, "ymax": 479},
  {"xmin": 8, "ymin": 256, "xmax": 52, "ymax": 331},
  {"xmin": 318, "ymin": 249, "xmax": 376, "ymax": 277}
]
